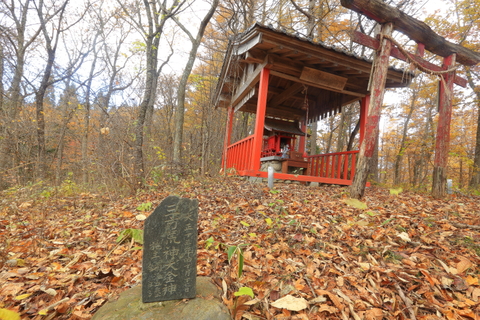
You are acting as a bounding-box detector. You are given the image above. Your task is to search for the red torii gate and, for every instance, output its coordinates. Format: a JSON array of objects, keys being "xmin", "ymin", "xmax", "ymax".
[{"xmin": 341, "ymin": 0, "xmax": 480, "ymax": 199}]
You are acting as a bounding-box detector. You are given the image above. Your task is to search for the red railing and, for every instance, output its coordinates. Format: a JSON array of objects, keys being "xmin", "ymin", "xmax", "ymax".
[
  {"xmin": 306, "ymin": 151, "xmax": 359, "ymax": 181},
  {"xmin": 225, "ymin": 135, "xmax": 255, "ymax": 172}
]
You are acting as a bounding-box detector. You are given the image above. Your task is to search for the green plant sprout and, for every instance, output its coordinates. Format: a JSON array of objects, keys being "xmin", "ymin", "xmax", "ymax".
[
  {"xmin": 227, "ymin": 244, "xmax": 248, "ymax": 278},
  {"xmin": 136, "ymin": 202, "xmax": 152, "ymax": 211}
]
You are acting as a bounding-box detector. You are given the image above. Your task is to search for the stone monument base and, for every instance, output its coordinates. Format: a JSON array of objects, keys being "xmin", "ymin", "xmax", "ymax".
[{"xmin": 92, "ymin": 277, "xmax": 231, "ymax": 320}]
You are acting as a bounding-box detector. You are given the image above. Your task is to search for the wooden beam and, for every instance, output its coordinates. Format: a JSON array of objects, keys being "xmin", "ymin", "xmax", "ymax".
[
  {"xmin": 271, "ymin": 70, "xmax": 366, "ymax": 97},
  {"xmin": 269, "ymin": 83, "xmax": 304, "ymax": 108},
  {"xmin": 237, "ymin": 33, "xmax": 263, "ymax": 55},
  {"xmin": 234, "ymin": 88, "xmax": 255, "ymax": 112},
  {"xmin": 267, "ymin": 104, "xmax": 305, "ymax": 120},
  {"xmin": 240, "ymin": 102, "xmax": 305, "ymax": 120},
  {"xmin": 352, "ymin": 31, "xmax": 468, "ymax": 87},
  {"xmin": 340, "ymin": 0, "xmax": 480, "ymax": 66},
  {"xmin": 239, "ymin": 170, "xmax": 355, "ymax": 185},
  {"xmin": 300, "ymin": 67, "xmax": 348, "ymax": 90},
  {"xmin": 231, "ymin": 59, "xmax": 270, "ymax": 109}
]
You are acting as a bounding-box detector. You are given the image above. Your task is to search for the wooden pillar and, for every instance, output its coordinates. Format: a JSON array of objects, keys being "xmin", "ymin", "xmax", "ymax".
[
  {"xmin": 252, "ymin": 68, "xmax": 270, "ymax": 172},
  {"xmin": 432, "ymin": 54, "xmax": 456, "ymax": 198},
  {"xmin": 359, "ymin": 95, "xmax": 370, "ymax": 147},
  {"xmin": 299, "ymin": 121, "xmax": 307, "ymax": 155},
  {"xmin": 221, "ymin": 105, "xmax": 234, "ymax": 170},
  {"xmin": 350, "ymin": 23, "xmax": 393, "ymax": 199}
]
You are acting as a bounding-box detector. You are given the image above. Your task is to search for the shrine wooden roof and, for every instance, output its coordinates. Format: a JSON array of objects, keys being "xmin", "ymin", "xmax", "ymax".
[{"xmin": 213, "ymin": 24, "xmax": 414, "ymax": 122}]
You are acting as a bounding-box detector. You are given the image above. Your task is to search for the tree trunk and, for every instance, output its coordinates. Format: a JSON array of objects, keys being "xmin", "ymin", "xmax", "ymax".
[
  {"xmin": 350, "ymin": 23, "xmax": 393, "ymax": 199},
  {"xmin": 309, "ymin": 121, "xmax": 318, "ymax": 155},
  {"xmin": 0, "ymin": 0, "xmax": 36, "ymax": 187},
  {"xmin": 0, "ymin": 45, "xmax": 6, "ymax": 188},
  {"xmin": 35, "ymin": 0, "xmax": 69, "ymax": 181},
  {"xmin": 336, "ymin": 106, "xmax": 345, "ymax": 152},
  {"xmin": 172, "ymin": 0, "xmax": 218, "ymax": 167},
  {"xmin": 325, "ymin": 116, "xmax": 334, "ymax": 154},
  {"xmin": 393, "ymin": 95, "xmax": 416, "ymax": 185},
  {"xmin": 347, "ymin": 119, "xmax": 360, "ymax": 151},
  {"xmin": 467, "ymin": 68, "xmax": 480, "ymax": 189},
  {"xmin": 81, "ymin": 34, "xmax": 100, "ymax": 185}
]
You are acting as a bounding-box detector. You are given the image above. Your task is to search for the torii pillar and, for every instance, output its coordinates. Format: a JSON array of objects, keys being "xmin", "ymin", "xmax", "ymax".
[
  {"xmin": 341, "ymin": 0, "xmax": 480, "ymax": 199},
  {"xmin": 350, "ymin": 23, "xmax": 393, "ymax": 199},
  {"xmin": 432, "ymin": 54, "xmax": 456, "ymax": 198}
]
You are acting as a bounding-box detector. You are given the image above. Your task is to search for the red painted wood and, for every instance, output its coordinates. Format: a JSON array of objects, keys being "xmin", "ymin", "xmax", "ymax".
[
  {"xmin": 351, "ymin": 153, "xmax": 356, "ymax": 179},
  {"xmin": 352, "ymin": 31, "xmax": 467, "ymax": 87},
  {"xmin": 325, "ymin": 155, "xmax": 330, "ymax": 178},
  {"xmin": 252, "ymin": 68, "xmax": 270, "ymax": 171},
  {"xmin": 417, "ymin": 43, "xmax": 425, "ymax": 57},
  {"xmin": 306, "ymin": 151, "xmax": 359, "ymax": 179},
  {"xmin": 319, "ymin": 156, "xmax": 324, "ymax": 177},
  {"xmin": 240, "ymin": 170, "xmax": 355, "ymax": 185},
  {"xmin": 434, "ymin": 54, "xmax": 456, "ymax": 168},
  {"xmin": 226, "ymin": 135, "xmax": 255, "ymax": 171},
  {"xmin": 350, "ymin": 23, "xmax": 394, "ymax": 197},
  {"xmin": 359, "ymin": 95, "xmax": 369, "ymax": 147}
]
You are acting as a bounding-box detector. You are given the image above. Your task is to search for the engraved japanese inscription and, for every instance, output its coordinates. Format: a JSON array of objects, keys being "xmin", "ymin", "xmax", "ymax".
[{"xmin": 142, "ymin": 196, "xmax": 198, "ymax": 303}]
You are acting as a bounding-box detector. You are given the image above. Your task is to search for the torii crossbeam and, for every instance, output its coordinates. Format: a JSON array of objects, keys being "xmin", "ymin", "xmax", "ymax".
[{"xmin": 341, "ymin": 0, "xmax": 480, "ymax": 199}]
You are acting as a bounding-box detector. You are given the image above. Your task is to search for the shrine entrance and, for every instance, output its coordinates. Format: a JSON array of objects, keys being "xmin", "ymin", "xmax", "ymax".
[{"xmin": 340, "ymin": 0, "xmax": 480, "ymax": 198}]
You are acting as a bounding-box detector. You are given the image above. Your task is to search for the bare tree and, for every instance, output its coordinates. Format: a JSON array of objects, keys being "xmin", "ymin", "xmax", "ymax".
[
  {"xmin": 117, "ymin": 0, "xmax": 186, "ymax": 188},
  {"xmin": 33, "ymin": 0, "xmax": 70, "ymax": 178},
  {"xmin": 0, "ymin": 0, "xmax": 42, "ymax": 186},
  {"xmin": 172, "ymin": 0, "xmax": 219, "ymax": 167}
]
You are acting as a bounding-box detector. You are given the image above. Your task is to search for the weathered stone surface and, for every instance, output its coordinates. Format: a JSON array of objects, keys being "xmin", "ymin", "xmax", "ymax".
[
  {"xmin": 142, "ymin": 196, "xmax": 198, "ymax": 302},
  {"xmin": 92, "ymin": 277, "xmax": 231, "ymax": 320}
]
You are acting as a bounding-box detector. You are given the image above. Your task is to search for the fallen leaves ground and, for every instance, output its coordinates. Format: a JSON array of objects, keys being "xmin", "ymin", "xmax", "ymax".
[{"xmin": 1, "ymin": 177, "xmax": 480, "ymax": 319}]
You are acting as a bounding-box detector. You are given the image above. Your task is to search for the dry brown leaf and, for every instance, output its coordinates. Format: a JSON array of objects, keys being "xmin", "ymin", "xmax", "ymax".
[
  {"xmin": 456, "ymin": 258, "xmax": 473, "ymax": 274},
  {"xmin": 271, "ymin": 295, "xmax": 308, "ymax": 311},
  {"xmin": 315, "ymin": 289, "xmax": 344, "ymax": 311},
  {"xmin": 317, "ymin": 304, "xmax": 337, "ymax": 313},
  {"xmin": 465, "ymin": 275, "xmax": 478, "ymax": 286},
  {"xmin": 364, "ymin": 308, "xmax": 384, "ymax": 320}
]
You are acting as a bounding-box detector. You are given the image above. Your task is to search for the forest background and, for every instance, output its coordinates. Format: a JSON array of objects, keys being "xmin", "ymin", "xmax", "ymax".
[{"xmin": 1, "ymin": 0, "xmax": 480, "ymax": 194}]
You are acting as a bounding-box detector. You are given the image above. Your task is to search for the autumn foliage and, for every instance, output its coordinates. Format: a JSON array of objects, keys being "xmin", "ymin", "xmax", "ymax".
[{"xmin": 1, "ymin": 178, "xmax": 479, "ymax": 319}]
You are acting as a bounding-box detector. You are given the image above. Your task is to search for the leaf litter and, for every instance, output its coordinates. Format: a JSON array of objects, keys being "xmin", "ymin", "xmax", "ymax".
[{"xmin": 0, "ymin": 178, "xmax": 479, "ymax": 319}]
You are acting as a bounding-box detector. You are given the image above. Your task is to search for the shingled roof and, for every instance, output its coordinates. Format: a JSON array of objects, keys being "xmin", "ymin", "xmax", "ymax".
[{"xmin": 213, "ymin": 23, "xmax": 413, "ymax": 122}]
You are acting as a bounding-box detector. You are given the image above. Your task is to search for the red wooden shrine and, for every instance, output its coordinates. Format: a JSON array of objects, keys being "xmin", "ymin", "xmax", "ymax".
[{"xmin": 213, "ymin": 24, "xmax": 413, "ymax": 185}]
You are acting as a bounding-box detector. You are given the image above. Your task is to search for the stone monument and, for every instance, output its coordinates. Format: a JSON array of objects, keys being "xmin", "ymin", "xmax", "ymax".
[
  {"xmin": 142, "ymin": 195, "xmax": 198, "ymax": 303},
  {"xmin": 92, "ymin": 195, "xmax": 231, "ymax": 320}
]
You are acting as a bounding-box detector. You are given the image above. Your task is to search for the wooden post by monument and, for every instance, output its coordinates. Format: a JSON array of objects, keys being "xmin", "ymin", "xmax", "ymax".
[
  {"xmin": 350, "ymin": 23, "xmax": 393, "ymax": 199},
  {"xmin": 432, "ymin": 54, "xmax": 456, "ymax": 198},
  {"xmin": 252, "ymin": 68, "xmax": 270, "ymax": 172},
  {"xmin": 221, "ymin": 105, "xmax": 234, "ymax": 171}
]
